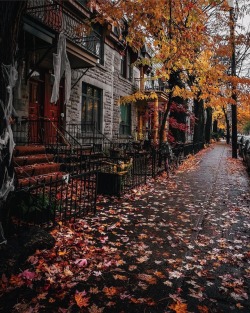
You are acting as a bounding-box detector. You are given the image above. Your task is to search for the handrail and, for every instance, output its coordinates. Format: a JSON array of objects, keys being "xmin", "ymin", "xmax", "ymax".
[
  {"xmin": 46, "ymin": 119, "xmax": 71, "ymax": 147},
  {"xmin": 92, "ymin": 122, "xmax": 112, "ymax": 144},
  {"xmin": 53, "ymin": 121, "xmax": 83, "ymax": 148},
  {"xmin": 134, "ymin": 77, "xmax": 167, "ymax": 92},
  {"xmin": 66, "ymin": 122, "xmax": 112, "ymax": 144}
]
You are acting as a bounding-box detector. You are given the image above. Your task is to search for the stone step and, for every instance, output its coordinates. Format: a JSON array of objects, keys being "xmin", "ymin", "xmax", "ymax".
[
  {"xmin": 15, "ymin": 162, "xmax": 61, "ymax": 178},
  {"xmin": 14, "ymin": 145, "xmax": 46, "ymax": 156},
  {"xmin": 17, "ymin": 171, "xmax": 67, "ymax": 188},
  {"xmin": 13, "ymin": 154, "xmax": 54, "ymax": 166}
]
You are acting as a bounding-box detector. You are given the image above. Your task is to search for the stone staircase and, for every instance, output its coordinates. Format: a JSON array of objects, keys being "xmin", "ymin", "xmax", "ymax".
[{"xmin": 14, "ymin": 145, "xmax": 66, "ymax": 187}]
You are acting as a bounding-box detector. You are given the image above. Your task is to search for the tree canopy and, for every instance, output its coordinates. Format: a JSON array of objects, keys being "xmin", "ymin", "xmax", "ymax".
[{"xmin": 93, "ymin": 0, "xmax": 250, "ymax": 137}]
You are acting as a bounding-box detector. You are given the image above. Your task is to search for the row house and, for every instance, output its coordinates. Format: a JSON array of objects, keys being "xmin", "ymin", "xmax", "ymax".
[
  {"xmin": 14, "ymin": 0, "xmax": 173, "ymax": 150},
  {"xmin": 6, "ymin": 0, "xmax": 195, "ymax": 225}
]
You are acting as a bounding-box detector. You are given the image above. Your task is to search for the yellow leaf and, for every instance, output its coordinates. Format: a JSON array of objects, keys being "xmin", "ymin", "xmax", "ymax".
[{"xmin": 58, "ymin": 250, "xmax": 67, "ymax": 256}]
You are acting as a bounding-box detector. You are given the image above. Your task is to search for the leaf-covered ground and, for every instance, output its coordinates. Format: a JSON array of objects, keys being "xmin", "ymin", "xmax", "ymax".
[{"xmin": 0, "ymin": 142, "xmax": 250, "ymax": 313}]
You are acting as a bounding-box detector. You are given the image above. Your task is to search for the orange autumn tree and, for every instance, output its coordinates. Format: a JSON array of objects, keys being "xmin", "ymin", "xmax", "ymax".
[
  {"xmin": 206, "ymin": 1, "xmax": 250, "ymax": 141},
  {"xmin": 92, "ymin": 0, "xmax": 250, "ymax": 145},
  {"xmin": 236, "ymin": 81, "xmax": 250, "ymax": 133}
]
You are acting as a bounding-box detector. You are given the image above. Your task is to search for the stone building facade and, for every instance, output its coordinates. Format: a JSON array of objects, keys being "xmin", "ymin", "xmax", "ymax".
[
  {"xmin": 67, "ymin": 43, "xmax": 140, "ymax": 141},
  {"xmin": 12, "ymin": 0, "xmax": 142, "ymax": 146}
]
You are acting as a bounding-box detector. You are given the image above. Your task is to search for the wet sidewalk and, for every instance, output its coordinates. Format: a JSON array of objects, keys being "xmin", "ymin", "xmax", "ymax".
[{"xmin": 1, "ymin": 142, "xmax": 250, "ymax": 313}]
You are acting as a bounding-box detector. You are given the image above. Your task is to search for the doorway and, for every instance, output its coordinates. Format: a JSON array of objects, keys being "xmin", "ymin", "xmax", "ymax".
[{"xmin": 28, "ymin": 72, "xmax": 64, "ymax": 144}]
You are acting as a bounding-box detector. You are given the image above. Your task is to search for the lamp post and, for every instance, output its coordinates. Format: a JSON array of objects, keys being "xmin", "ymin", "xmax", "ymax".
[{"xmin": 228, "ymin": 0, "xmax": 238, "ymax": 158}]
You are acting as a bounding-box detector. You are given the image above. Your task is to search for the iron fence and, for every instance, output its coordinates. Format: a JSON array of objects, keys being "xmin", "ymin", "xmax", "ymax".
[
  {"xmin": 182, "ymin": 142, "xmax": 204, "ymax": 156},
  {"xmin": 12, "ymin": 118, "xmax": 107, "ymax": 175},
  {"xmin": 97, "ymin": 154, "xmax": 147, "ymax": 196},
  {"xmin": 7, "ymin": 171, "xmax": 97, "ymax": 227},
  {"xmin": 66, "ymin": 122, "xmax": 113, "ymax": 155}
]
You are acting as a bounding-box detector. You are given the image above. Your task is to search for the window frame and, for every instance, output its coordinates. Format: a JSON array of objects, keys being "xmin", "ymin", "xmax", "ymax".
[
  {"xmin": 120, "ymin": 49, "xmax": 133, "ymax": 81},
  {"xmin": 119, "ymin": 103, "xmax": 131, "ymax": 136},
  {"xmin": 81, "ymin": 83, "xmax": 102, "ymax": 132}
]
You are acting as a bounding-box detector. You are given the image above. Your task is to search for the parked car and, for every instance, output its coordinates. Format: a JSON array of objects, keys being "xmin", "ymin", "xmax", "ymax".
[
  {"xmin": 237, "ymin": 134, "xmax": 243, "ymax": 148},
  {"xmin": 244, "ymin": 141, "xmax": 250, "ymax": 170},
  {"xmin": 238, "ymin": 135, "xmax": 250, "ymax": 157},
  {"xmin": 242, "ymin": 139, "xmax": 250, "ymax": 162}
]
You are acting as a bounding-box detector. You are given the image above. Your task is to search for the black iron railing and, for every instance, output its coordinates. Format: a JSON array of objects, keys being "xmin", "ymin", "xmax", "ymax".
[
  {"xmin": 12, "ymin": 118, "xmax": 101, "ymax": 174},
  {"xmin": 134, "ymin": 77, "xmax": 167, "ymax": 92},
  {"xmin": 26, "ymin": 0, "xmax": 101, "ymax": 59},
  {"xmin": 8, "ymin": 171, "xmax": 97, "ymax": 226},
  {"xmin": 66, "ymin": 122, "xmax": 113, "ymax": 155},
  {"xmin": 76, "ymin": 0, "xmax": 89, "ymax": 8},
  {"xmin": 97, "ymin": 154, "xmax": 148, "ymax": 196},
  {"xmin": 12, "ymin": 118, "xmax": 62, "ymax": 145}
]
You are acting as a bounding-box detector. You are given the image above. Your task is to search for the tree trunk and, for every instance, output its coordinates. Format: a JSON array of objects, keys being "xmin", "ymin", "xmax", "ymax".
[
  {"xmin": 193, "ymin": 97, "xmax": 205, "ymax": 144},
  {"xmin": 205, "ymin": 107, "xmax": 212, "ymax": 144},
  {"xmin": 213, "ymin": 120, "xmax": 218, "ymax": 133},
  {"xmin": 222, "ymin": 106, "xmax": 230, "ymax": 144},
  {"xmin": 0, "ymin": 1, "xmax": 26, "ymax": 243}
]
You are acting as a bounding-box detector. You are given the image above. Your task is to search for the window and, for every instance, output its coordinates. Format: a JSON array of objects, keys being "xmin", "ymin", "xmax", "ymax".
[
  {"xmin": 119, "ymin": 104, "xmax": 131, "ymax": 136},
  {"xmin": 82, "ymin": 24, "xmax": 104, "ymax": 65},
  {"xmin": 120, "ymin": 50, "xmax": 133, "ymax": 81},
  {"xmin": 82, "ymin": 83, "xmax": 102, "ymax": 131},
  {"xmin": 120, "ymin": 54, "xmax": 125, "ymax": 77},
  {"xmin": 93, "ymin": 24, "xmax": 104, "ymax": 65}
]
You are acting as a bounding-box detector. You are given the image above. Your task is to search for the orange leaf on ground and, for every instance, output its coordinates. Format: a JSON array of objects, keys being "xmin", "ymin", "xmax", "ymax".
[
  {"xmin": 113, "ymin": 274, "xmax": 128, "ymax": 280},
  {"xmin": 198, "ymin": 305, "xmax": 209, "ymax": 313},
  {"xmin": 103, "ymin": 286, "xmax": 118, "ymax": 297},
  {"xmin": 74, "ymin": 291, "xmax": 89, "ymax": 308},
  {"xmin": 169, "ymin": 302, "xmax": 188, "ymax": 313}
]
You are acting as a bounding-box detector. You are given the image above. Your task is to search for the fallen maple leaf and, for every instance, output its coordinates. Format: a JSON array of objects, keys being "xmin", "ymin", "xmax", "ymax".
[
  {"xmin": 37, "ymin": 292, "xmax": 48, "ymax": 300},
  {"xmin": 169, "ymin": 302, "xmax": 188, "ymax": 313},
  {"xmin": 19, "ymin": 269, "xmax": 36, "ymax": 281},
  {"xmin": 137, "ymin": 255, "xmax": 149, "ymax": 263},
  {"xmin": 137, "ymin": 274, "xmax": 157, "ymax": 284},
  {"xmin": 64, "ymin": 267, "xmax": 73, "ymax": 277},
  {"xmin": 74, "ymin": 258, "xmax": 88, "ymax": 267},
  {"xmin": 113, "ymin": 274, "xmax": 128, "ymax": 281},
  {"xmin": 89, "ymin": 287, "xmax": 99, "ymax": 294},
  {"xmin": 75, "ymin": 290, "xmax": 89, "ymax": 308},
  {"xmin": 1, "ymin": 273, "xmax": 8, "ymax": 283},
  {"xmin": 198, "ymin": 305, "xmax": 209, "ymax": 313},
  {"xmin": 88, "ymin": 304, "xmax": 104, "ymax": 313},
  {"xmin": 103, "ymin": 286, "xmax": 118, "ymax": 297},
  {"xmin": 58, "ymin": 250, "xmax": 67, "ymax": 256},
  {"xmin": 154, "ymin": 271, "xmax": 165, "ymax": 278}
]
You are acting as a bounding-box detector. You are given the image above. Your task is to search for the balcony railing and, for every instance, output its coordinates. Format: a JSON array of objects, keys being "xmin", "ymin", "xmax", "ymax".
[
  {"xmin": 134, "ymin": 78, "xmax": 167, "ymax": 92},
  {"xmin": 76, "ymin": 0, "xmax": 89, "ymax": 7},
  {"xmin": 26, "ymin": 0, "xmax": 101, "ymax": 59}
]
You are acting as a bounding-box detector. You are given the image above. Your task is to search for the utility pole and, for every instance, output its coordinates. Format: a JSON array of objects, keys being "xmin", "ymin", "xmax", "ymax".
[{"xmin": 228, "ymin": 0, "xmax": 238, "ymax": 158}]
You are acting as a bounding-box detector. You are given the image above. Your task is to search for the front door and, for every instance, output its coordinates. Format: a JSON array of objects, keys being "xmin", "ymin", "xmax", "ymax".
[
  {"xmin": 44, "ymin": 73, "xmax": 64, "ymax": 143},
  {"xmin": 29, "ymin": 80, "xmax": 42, "ymax": 143}
]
